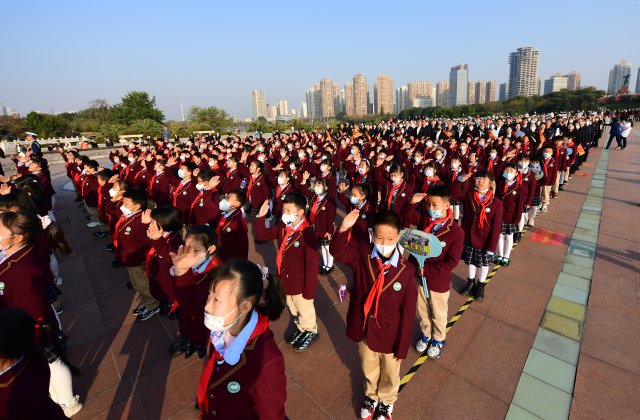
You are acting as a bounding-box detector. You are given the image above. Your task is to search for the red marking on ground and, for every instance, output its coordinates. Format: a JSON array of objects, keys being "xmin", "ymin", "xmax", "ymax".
[
  {"xmin": 573, "ymin": 173, "xmax": 590, "ymax": 177},
  {"xmin": 530, "ymin": 228, "xmax": 567, "ymax": 246}
]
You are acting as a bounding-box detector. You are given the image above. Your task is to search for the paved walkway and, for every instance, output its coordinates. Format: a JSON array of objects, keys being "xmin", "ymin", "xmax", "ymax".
[{"xmin": 21, "ymin": 130, "xmax": 638, "ymax": 419}]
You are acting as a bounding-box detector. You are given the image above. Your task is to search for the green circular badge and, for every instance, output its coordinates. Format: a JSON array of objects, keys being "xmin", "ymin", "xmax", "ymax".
[
  {"xmin": 227, "ymin": 381, "xmax": 241, "ymax": 394},
  {"xmin": 393, "ymin": 282, "xmax": 402, "ymax": 292}
]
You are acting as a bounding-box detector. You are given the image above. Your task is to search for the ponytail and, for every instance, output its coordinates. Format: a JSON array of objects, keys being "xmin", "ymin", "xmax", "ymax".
[
  {"xmin": 256, "ymin": 273, "xmax": 285, "ymax": 321},
  {"xmin": 47, "ymin": 222, "xmax": 73, "ymax": 255}
]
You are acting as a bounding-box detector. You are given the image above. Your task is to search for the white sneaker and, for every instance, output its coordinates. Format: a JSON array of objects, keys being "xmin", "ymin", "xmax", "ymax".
[
  {"xmin": 87, "ymin": 221, "xmax": 101, "ymax": 228},
  {"xmin": 415, "ymin": 335, "xmax": 430, "ymax": 353},
  {"xmin": 62, "ymin": 395, "xmax": 83, "ymax": 417},
  {"xmin": 541, "ymin": 205, "xmax": 548, "ymax": 212},
  {"xmin": 54, "ymin": 275, "xmax": 64, "ymax": 287}
]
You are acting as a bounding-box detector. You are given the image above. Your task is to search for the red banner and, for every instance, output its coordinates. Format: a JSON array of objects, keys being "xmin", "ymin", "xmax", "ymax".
[{"xmin": 530, "ymin": 228, "xmax": 567, "ymax": 247}]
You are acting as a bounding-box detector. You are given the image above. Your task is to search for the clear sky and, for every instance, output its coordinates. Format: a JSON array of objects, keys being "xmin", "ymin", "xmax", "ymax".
[{"xmin": 2, "ymin": 0, "xmax": 639, "ymax": 120}]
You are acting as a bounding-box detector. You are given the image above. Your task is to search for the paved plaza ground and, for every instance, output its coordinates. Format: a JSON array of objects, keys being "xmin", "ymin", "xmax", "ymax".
[{"xmin": 21, "ymin": 130, "xmax": 639, "ymax": 419}]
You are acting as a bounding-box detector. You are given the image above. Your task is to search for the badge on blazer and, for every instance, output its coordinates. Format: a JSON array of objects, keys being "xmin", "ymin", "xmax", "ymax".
[
  {"xmin": 485, "ymin": 208, "xmax": 491, "ymax": 213},
  {"xmin": 155, "ymin": 180, "xmax": 159, "ymax": 183},
  {"xmin": 183, "ymin": 191, "xmax": 187, "ymax": 195},
  {"xmin": 512, "ymin": 191, "xmax": 517, "ymax": 195},
  {"xmin": 440, "ymin": 241, "xmax": 446, "ymax": 247},
  {"xmin": 293, "ymin": 241, "xmax": 300, "ymax": 247},
  {"xmin": 257, "ymin": 182, "xmax": 260, "ymax": 186},
  {"xmin": 226, "ymin": 227, "xmax": 231, "ymax": 232},
  {"xmin": 361, "ymin": 214, "xmax": 366, "ymax": 219},
  {"xmin": 392, "ymin": 282, "xmax": 402, "ymax": 291},
  {"xmin": 0, "ymin": 282, "xmax": 4, "ymax": 295},
  {"xmin": 227, "ymin": 381, "xmax": 241, "ymax": 394},
  {"xmin": 199, "ymin": 201, "xmax": 203, "ymax": 207},
  {"xmin": 524, "ymin": 178, "xmax": 529, "ymax": 182},
  {"xmin": 401, "ymin": 193, "xmax": 405, "ymax": 197},
  {"xmin": 321, "ymin": 206, "xmax": 325, "ymax": 211}
]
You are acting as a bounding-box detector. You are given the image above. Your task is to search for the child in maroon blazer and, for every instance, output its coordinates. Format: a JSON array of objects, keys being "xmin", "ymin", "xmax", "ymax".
[
  {"xmin": 302, "ymin": 178, "xmax": 336, "ymax": 274},
  {"xmin": 270, "ymin": 169, "xmax": 296, "ymax": 221},
  {"xmin": 254, "ymin": 192, "xmax": 320, "ymax": 352},
  {"xmin": 539, "ymin": 146, "xmax": 558, "ymax": 212},
  {"xmin": 495, "ymin": 164, "xmax": 527, "ymax": 266},
  {"xmin": 216, "ymin": 190, "xmax": 249, "ymax": 262},
  {"xmin": 116, "ymin": 189, "xmax": 159, "ymax": 321},
  {"xmin": 80, "ymin": 160, "xmax": 100, "ymax": 227},
  {"xmin": 403, "ymin": 185, "xmax": 465, "ymax": 359},
  {"xmin": 189, "ymin": 169, "xmax": 221, "ymax": 226},
  {"xmin": 378, "ymin": 163, "xmax": 415, "ymax": 228},
  {"xmin": 170, "ymin": 225, "xmax": 223, "ymax": 359},
  {"xmin": 460, "ymin": 169, "xmax": 503, "ymax": 301},
  {"xmin": 171, "ymin": 162, "xmax": 199, "ymax": 224},
  {"xmin": 190, "ymin": 260, "xmax": 286, "ymax": 419},
  {"xmin": 526, "ymin": 158, "xmax": 545, "ymax": 227},
  {"xmin": 92, "ymin": 168, "xmax": 114, "ymax": 239},
  {"xmin": 142, "ymin": 206, "xmax": 184, "ymax": 317},
  {"xmin": 515, "ymin": 153, "xmax": 537, "ymax": 241},
  {"xmin": 148, "ymin": 158, "xmax": 175, "ymax": 207},
  {"xmin": 444, "ymin": 156, "xmax": 470, "ymax": 222},
  {"xmin": 331, "ymin": 210, "xmax": 417, "ymax": 420},
  {"xmin": 245, "ymin": 160, "xmax": 271, "ymax": 217},
  {"xmin": 337, "ymin": 182, "xmax": 376, "ymax": 246}
]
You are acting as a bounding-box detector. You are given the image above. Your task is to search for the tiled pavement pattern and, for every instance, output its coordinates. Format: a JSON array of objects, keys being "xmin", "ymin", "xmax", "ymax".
[{"xmin": 9, "ymin": 130, "xmax": 636, "ymax": 419}]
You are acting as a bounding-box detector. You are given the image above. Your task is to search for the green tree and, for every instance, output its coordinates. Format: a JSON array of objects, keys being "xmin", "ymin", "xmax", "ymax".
[
  {"xmin": 129, "ymin": 119, "xmax": 163, "ymax": 137},
  {"xmin": 109, "ymin": 91, "xmax": 164, "ymax": 125},
  {"xmin": 24, "ymin": 112, "xmax": 72, "ymax": 138},
  {"xmin": 100, "ymin": 123, "xmax": 126, "ymax": 141},
  {"xmin": 247, "ymin": 117, "xmax": 269, "ymax": 133},
  {"xmin": 0, "ymin": 116, "xmax": 27, "ymax": 140},
  {"xmin": 188, "ymin": 106, "xmax": 234, "ymax": 132},
  {"xmin": 166, "ymin": 121, "xmax": 190, "ymax": 138}
]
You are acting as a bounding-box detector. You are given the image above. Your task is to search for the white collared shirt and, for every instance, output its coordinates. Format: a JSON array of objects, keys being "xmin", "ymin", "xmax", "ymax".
[{"xmin": 370, "ymin": 245, "xmax": 400, "ymax": 268}]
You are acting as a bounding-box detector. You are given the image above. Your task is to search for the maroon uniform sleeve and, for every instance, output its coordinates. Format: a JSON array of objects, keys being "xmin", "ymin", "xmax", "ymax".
[
  {"xmin": 253, "ymin": 217, "xmax": 279, "ymax": 242},
  {"xmin": 302, "ymin": 229, "xmax": 319, "ymax": 300},
  {"xmin": 329, "ymin": 229, "xmax": 359, "ymax": 270},
  {"xmin": 487, "ymin": 199, "xmax": 503, "ymax": 252},
  {"xmin": 394, "ymin": 268, "xmax": 418, "ymax": 360}
]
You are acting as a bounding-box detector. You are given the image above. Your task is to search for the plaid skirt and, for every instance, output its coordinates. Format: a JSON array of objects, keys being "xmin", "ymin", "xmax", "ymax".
[
  {"xmin": 463, "ymin": 242, "xmax": 492, "ymax": 267},
  {"xmin": 501, "ymin": 222, "xmax": 519, "ymax": 234},
  {"xmin": 532, "ymin": 194, "xmax": 541, "ymax": 206}
]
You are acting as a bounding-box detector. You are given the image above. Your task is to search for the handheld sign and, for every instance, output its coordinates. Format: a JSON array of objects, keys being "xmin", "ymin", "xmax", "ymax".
[{"xmin": 399, "ymin": 229, "xmax": 443, "ymax": 299}]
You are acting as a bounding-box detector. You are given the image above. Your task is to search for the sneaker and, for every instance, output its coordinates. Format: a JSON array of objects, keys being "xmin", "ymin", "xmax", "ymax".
[
  {"xmin": 132, "ymin": 304, "xmax": 146, "ymax": 316},
  {"xmin": 54, "ymin": 275, "xmax": 64, "ymax": 287},
  {"xmin": 513, "ymin": 232, "xmax": 522, "ymax": 243},
  {"xmin": 551, "ymin": 191, "xmax": 558, "ymax": 199},
  {"xmin": 558, "ymin": 185, "xmax": 564, "ymax": 191},
  {"xmin": 360, "ymin": 397, "xmax": 378, "ymax": 420},
  {"xmin": 461, "ymin": 278, "xmax": 476, "ymax": 296},
  {"xmin": 474, "ymin": 282, "xmax": 486, "ymax": 301},
  {"xmin": 502, "ymin": 258, "xmax": 510, "ymax": 267},
  {"xmin": 541, "ymin": 205, "xmax": 548, "ymax": 212},
  {"xmin": 293, "ymin": 331, "xmax": 319, "ymax": 352},
  {"xmin": 93, "ymin": 231, "xmax": 110, "ymax": 239},
  {"xmin": 426, "ymin": 340, "xmax": 445, "ymax": 359},
  {"xmin": 137, "ymin": 306, "xmax": 160, "ymax": 321},
  {"xmin": 54, "ymin": 303, "xmax": 64, "ymax": 315},
  {"xmin": 62, "ymin": 395, "xmax": 83, "ymax": 417},
  {"xmin": 494, "ymin": 255, "xmax": 504, "ymax": 265},
  {"xmin": 375, "ymin": 402, "xmax": 393, "ymax": 420},
  {"xmin": 169, "ymin": 337, "xmax": 185, "ymax": 358},
  {"xmin": 87, "ymin": 221, "xmax": 101, "ymax": 228},
  {"xmin": 415, "ymin": 335, "xmax": 431, "ymax": 353},
  {"xmin": 285, "ymin": 329, "xmax": 303, "ymax": 346}
]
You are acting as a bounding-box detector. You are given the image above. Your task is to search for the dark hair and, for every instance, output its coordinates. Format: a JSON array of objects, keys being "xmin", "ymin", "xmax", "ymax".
[
  {"xmin": 474, "ymin": 169, "xmax": 494, "ymax": 181},
  {"xmin": 227, "ymin": 189, "xmax": 246, "ymax": 206},
  {"xmin": 185, "ymin": 224, "xmax": 219, "ymax": 249},
  {"xmin": 388, "ymin": 163, "xmax": 406, "ymax": 177},
  {"xmin": 503, "ymin": 163, "xmax": 517, "ymax": 171},
  {"xmin": 0, "ymin": 211, "xmax": 42, "ymax": 245},
  {"xmin": 427, "ymin": 183, "xmax": 451, "ymax": 200},
  {"xmin": 0, "ymin": 308, "xmax": 35, "ymax": 359},
  {"xmin": 283, "ymin": 191, "xmax": 306, "ymax": 211},
  {"xmin": 352, "ymin": 183, "xmax": 371, "ymax": 197},
  {"xmin": 209, "ymin": 260, "xmax": 285, "ymax": 321},
  {"xmin": 86, "ymin": 160, "xmax": 99, "ymax": 171},
  {"xmin": 98, "ymin": 168, "xmax": 114, "ymax": 181},
  {"xmin": 251, "ymin": 159, "xmax": 265, "ymax": 174},
  {"xmin": 151, "ymin": 205, "xmax": 183, "ymax": 232},
  {"xmin": 517, "ymin": 153, "xmax": 530, "ymax": 161},
  {"xmin": 313, "ymin": 177, "xmax": 328, "ymax": 189},
  {"xmin": 181, "ymin": 162, "xmax": 197, "ymax": 172},
  {"xmin": 197, "ymin": 169, "xmax": 216, "ymax": 183},
  {"xmin": 47, "ymin": 222, "xmax": 73, "ymax": 255},
  {"xmin": 14, "ymin": 179, "xmax": 47, "ymax": 216},
  {"xmin": 122, "ymin": 188, "xmax": 148, "ymax": 210},
  {"xmin": 372, "ymin": 210, "xmax": 402, "ymax": 232}
]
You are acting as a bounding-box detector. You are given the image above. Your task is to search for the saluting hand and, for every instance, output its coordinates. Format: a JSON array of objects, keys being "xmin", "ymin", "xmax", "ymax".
[
  {"xmin": 257, "ymin": 200, "xmax": 269, "ymax": 218},
  {"xmin": 141, "ymin": 209, "xmax": 152, "ymax": 224},
  {"xmin": 170, "ymin": 244, "xmax": 203, "ymax": 276},
  {"xmin": 146, "ymin": 221, "xmax": 163, "ymax": 240},
  {"xmin": 339, "ymin": 209, "xmax": 360, "ymax": 233},
  {"xmin": 209, "ymin": 176, "xmax": 220, "ymax": 190},
  {"xmin": 302, "ymin": 171, "xmax": 310, "ymax": 181},
  {"xmin": 410, "ymin": 193, "xmax": 427, "ymax": 204}
]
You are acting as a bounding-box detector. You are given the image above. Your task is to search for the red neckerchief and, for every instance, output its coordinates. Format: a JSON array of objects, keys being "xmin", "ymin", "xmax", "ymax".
[
  {"xmin": 216, "ymin": 209, "xmax": 238, "ymax": 235},
  {"xmin": 472, "ymin": 189, "xmax": 493, "ymax": 230},
  {"xmin": 386, "ymin": 181, "xmax": 404, "ymax": 210},
  {"xmin": 246, "ymin": 174, "xmax": 259, "ymax": 198},
  {"xmin": 310, "ymin": 195, "xmax": 324, "ymax": 224},
  {"xmin": 276, "ymin": 219, "xmax": 309, "ymax": 274},
  {"xmin": 423, "ymin": 208, "xmax": 453, "ymax": 234},
  {"xmin": 422, "ymin": 176, "xmax": 440, "ymax": 193},
  {"xmin": 363, "ymin": 257, "xmax": 391, "ymax": 328},
  {"xmin": 503, "ymin": 179, "xmax": 517, "ymax": 194},
  {"xmin": 542, "ymin": 158, "xmax": 552, "ymax": 180},
  {"xmin": 487, "ymin": 158, "xmax": 495, "ymax": 172},
  {"xmin": 197, "ymin": 313, "xmax": 270, "ymax": 414}
]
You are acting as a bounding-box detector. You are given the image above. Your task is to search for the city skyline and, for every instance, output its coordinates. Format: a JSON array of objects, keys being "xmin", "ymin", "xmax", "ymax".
[{"xmin": 2, "ymin": 0, "xmax": 639, "ymax": 120}]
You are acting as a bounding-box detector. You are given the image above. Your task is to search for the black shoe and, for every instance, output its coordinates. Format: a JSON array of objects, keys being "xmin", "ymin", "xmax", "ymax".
[
  {"xmin": 105, "ymin": 244, "xmax": 115, "ymax": 251},
  {"xmin": 474, "ymin": 282, "xmax": 485, "ymax": 301},
  {"xmin": 319, "ymin": 266, "xmax": 328, "ymax": 275},
  {"xmin": 253, "ymin": 239, "xmax": 267, "ymax": 245},
  {"xmin": 93, "ymin": 231, "xmax": 110, "ymax": 239},
  {"xmin": 194, "ymin": 399, "xmax": 199, "ymax": 411},
  {"xmin": 74, "ymin": 197, "xmax": 83, "ymax": 202},
  {"xmin": 196, "ymin": 345, "xmax": 207, "ymax": 359},
  {"xmin": 285, "ymin": 329, "xmax": 303, "ymax": 346},
  {"xmin": 184, "ymin": 342, "xmax": 195, "ymax": 358},
  {"xmin": 125, "ymin": 281, "xmax": 133, "ymax": 290},
  {"xmin": 559, "ymin": 186, "xmax": 564, "ymax": 191},
  {"xmin": 137, "ymin": 306, "xmax": 160, "ymax": 321},
  {"xmin": 325, "ymin": 266, "xmax": 334, "ymax": 274},
  {"xmin": 376, "ymin": 402, "xmax": 392, "ymax": 420},
  {"xmin": 293, "ymin": 331, "xmax": 319, "ymax": 352},
  {"xmin": 132, "ymin": 304, "xmax": 146, "ymax": 316},
  {"xmin": 513, "ymin": 232, "xmax": 522, "ymax": 243},
  {"xmin": 502, "ymin": 258, "xmax": 510, "ymax": 267},
  {"xmin": 169, "ymin": 337, "xmax": 185, "ymax": 357},
  {"xmin": 461, "ymin": 278, "xmax": 476, "ymax": 296},
  {"xmin": 111, "ymin": 260, "xmax": 121, "ymax": 268}
]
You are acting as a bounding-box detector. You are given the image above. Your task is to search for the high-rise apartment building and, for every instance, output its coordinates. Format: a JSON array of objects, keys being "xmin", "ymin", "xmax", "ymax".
[
  {"xmin": 251, "ymin": 90, "xmax": 267, "ymax": 119},
  {"xmin": 449, "ymin": 64, "xmax": 469, "ymax": 106},
  {"xmin": 607, "ymin": 60, "xmax": 632, "ymax": 93},
  {"xmin": 374, "ymin": 74, "xmax": 394, "ymax": 114},
  {"xmin": 508, "ymin": 47, "xmax": 540, "ymax": 99}
]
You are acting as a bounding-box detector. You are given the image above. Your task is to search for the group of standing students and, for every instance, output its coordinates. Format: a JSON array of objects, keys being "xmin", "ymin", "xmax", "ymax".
[{"xmin": 0, "ymin": 111, "xmax": 604, "ymax": 420}]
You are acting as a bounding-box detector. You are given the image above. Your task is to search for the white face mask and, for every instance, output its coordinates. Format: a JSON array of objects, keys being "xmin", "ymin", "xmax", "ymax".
[
  {"xmin": 543, "ymin": 152, "xmax": 552, "ymax": 159},
  {"xmin": 313, "ymin": 186, "xmax": 325, "ymax": 195},
  {"xmin": 350, "ymin": 196, "xmax": 362, "ymax": 205},
  {"xmin": 374, "ymin": 242, "xmax": 397, "ymax": 258},
  {"xmin": 425, "ymin": 169, "xmax": 435, "ymax": 177},
  {"xmin": 203, "ymin": 307, "xmax": 241, "ymax": 333},
  {"xmin": 320, "ymin": 165, "xmax": 329, "ymax": 174},
  {"xmin": 281, "ymin": 213, "xmax": 297, "ymax": 226},
  {"xmin": 114, "ymin": 158, "xmax": 120, "ymax": 163},
  {"xmin": 489, "ymin": 153, "xmax": 497, "ymax": 159},
  {"xmin": 120, "ymin": 205, "xmax": 133, "ymax": 216},
  {"xmin": 358, "ymin": 167, "xmax": 367, "ymax": 175},
  {"xmin": 277, "ymin": 177, "xmax": 287, "ymax": 186},
  {"xmin": 108, "ymin": 188, "xmax": 117, "ymax": 198},
  {"xmin": 414, "ymin": 157, "xmax": 422, "ymax": 164},
  {"xmin": 218, "ymin": 199, "xmax": 231, "ymax": 212},
  {"xmin": 196, "ymin": 184, "xmax": 206, "ymax": 191},
  {"xmin": 178, "ymin": 169, "xmax": 186, "ymax": 179}
]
